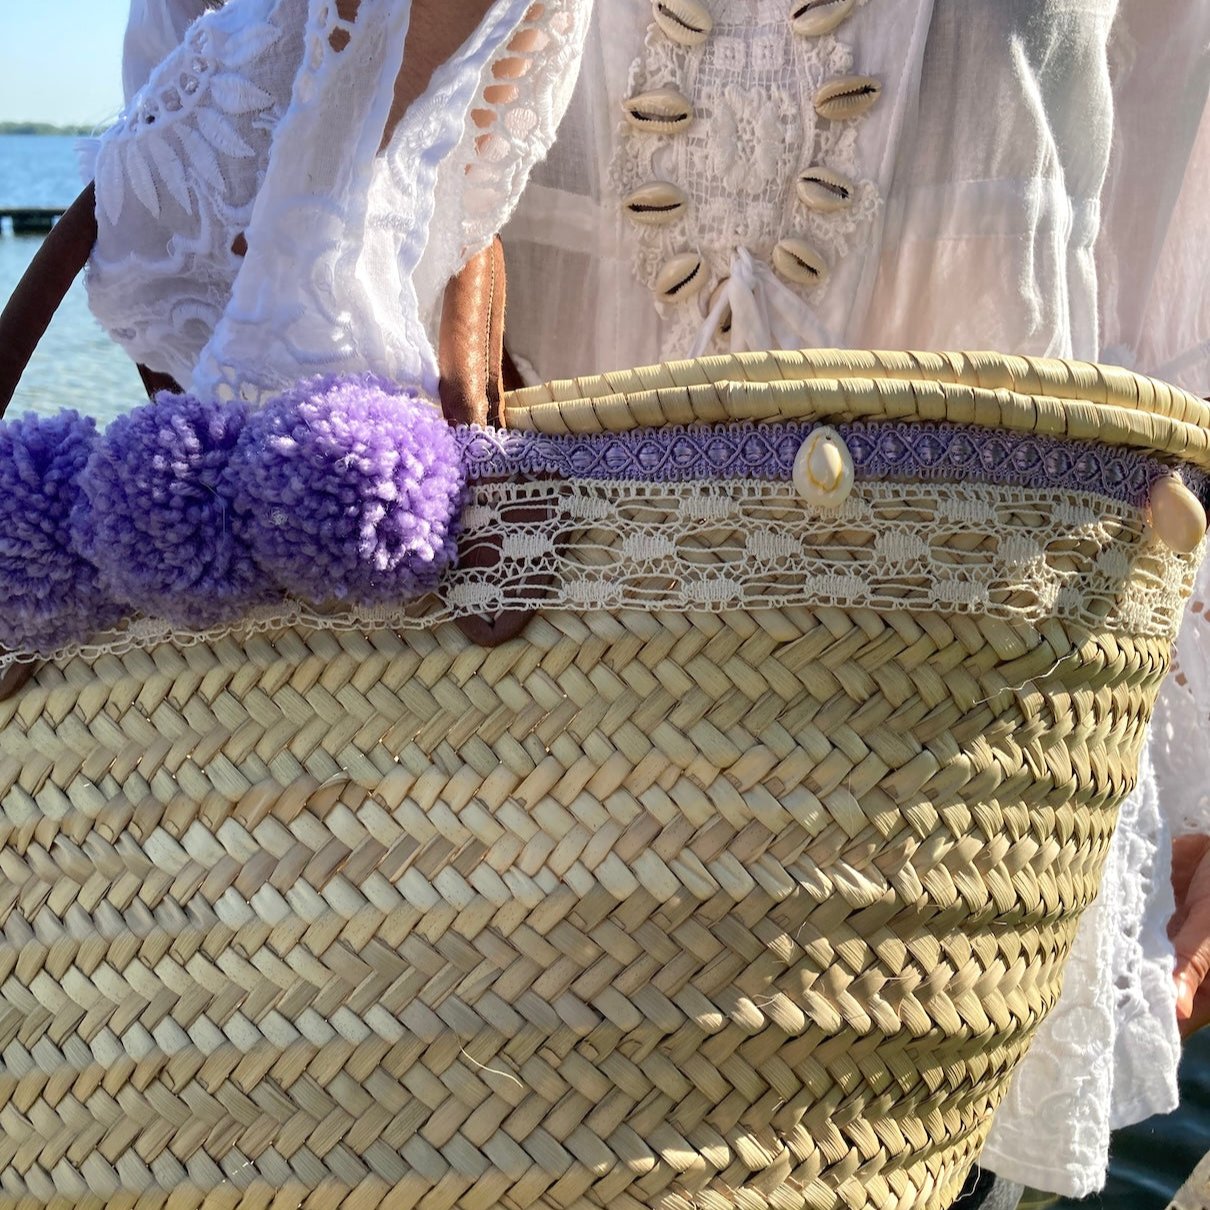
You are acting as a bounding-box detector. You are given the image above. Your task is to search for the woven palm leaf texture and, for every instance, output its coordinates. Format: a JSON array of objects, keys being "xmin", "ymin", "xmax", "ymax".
[{"xmin": 0, "ymin": 351, "xmax": 1207, "ymax": 1210}]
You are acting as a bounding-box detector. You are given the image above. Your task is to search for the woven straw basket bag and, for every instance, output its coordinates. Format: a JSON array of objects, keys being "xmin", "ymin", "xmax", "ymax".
[{"xmin": 1, "ymin": 250, "xmax": 1210, "ymax": 1210}]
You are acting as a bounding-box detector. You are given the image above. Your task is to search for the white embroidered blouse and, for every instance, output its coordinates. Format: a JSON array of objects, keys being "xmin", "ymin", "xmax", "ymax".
[{"xmin": 89, "ymin": 0, "xmax": 1210, "ymax": 1198}]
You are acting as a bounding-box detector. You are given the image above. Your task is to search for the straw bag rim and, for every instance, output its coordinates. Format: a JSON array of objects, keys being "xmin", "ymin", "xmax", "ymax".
[{"xmin": 503, "ymin": 348, "xmax": 1210, "ymax": 471}]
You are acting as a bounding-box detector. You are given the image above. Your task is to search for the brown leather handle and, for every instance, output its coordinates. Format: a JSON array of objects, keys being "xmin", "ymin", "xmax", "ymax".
[
  {"xmin": 441, "ymin": 237, "xmax": 548, "ymax": 647},
  {"xmin": 439, "ymin": 236, "xmax": 508, "ymax": 427},
  {"xmin": 0, "ymin": 182, "xmax": 181, "ymax": 412},
  {"xmin": 0, "ymin": 184, "xmax": 98, "ymax": 418}
]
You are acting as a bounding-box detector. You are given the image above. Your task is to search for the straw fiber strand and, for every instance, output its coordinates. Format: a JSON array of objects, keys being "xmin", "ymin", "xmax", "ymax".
[{"xmin": 0, "ymin": 603, "xmax": 1168, "ymax": 1210}]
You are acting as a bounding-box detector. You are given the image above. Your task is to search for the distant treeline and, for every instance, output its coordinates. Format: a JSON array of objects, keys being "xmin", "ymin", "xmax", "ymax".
[{"xmin": 0, "ymin": 122, "xmax": 103, "ymax": 137}]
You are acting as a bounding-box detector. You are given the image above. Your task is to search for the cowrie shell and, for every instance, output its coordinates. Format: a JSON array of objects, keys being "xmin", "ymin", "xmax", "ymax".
[
  {"xmin": 790, "ymin": 0, "xmax": 856, "ymax": 36},
  {"xmin": 772, "ymin": 238, "xmax": 829, "ymax": 287},
  {"xmin": 796, "ymin": 166, "xmax": 857, "ymax": 213},
  {"xmin": 793, "ymin": 427, "xmax": 855, "ymax": 509},
  {"xmin": 1149, "ymin": 475, "xmax": 1207, "ymax": 554},
  {"xmin": 653, "ymin": 0, "xmax": 714, "ymax": 46},
  {"xmin": 814, "ymin": 75, "xmax": 882, "ymax": 120},
  {"xmin": 623, "ymin": 88, "xmax": 695, "ymax": 134},
  {"xmin": 623, "ymin": 181, "xmax": 689, "ymax": 225},
  {"xmin": 656, "ymin": 251, "xmax": 707, "ymax": 301}
]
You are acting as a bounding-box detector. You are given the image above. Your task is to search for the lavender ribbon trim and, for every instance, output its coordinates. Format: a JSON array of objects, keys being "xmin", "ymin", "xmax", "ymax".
[{"xmin": 457, "ymin": 422, "xmax": 1209, "ymax": 509}]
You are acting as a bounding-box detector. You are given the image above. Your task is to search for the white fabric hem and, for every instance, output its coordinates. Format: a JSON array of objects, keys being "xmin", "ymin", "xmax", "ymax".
[{"xmin": 978, "ymin": 1144, "xmax": 1108, "ymax": 1201}]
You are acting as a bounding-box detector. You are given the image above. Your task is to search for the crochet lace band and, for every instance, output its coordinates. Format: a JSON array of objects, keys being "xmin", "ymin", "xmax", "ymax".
[{"xmin": 2, "ymin": 421, "xmax": 1203, "ymax": 667}]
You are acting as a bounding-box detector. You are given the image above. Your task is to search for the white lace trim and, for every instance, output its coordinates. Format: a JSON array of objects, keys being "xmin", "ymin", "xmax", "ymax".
[
  {"xmin": 192, "ymin": 0, "xmax": 428, "ymax": 402},
  {"xmin": 608, "ymin": 0, "xmax": 881, "ymax": 361},
  {"xmin": 1, "ymin": 479, "xmax": 1196, "ymax": 669}
]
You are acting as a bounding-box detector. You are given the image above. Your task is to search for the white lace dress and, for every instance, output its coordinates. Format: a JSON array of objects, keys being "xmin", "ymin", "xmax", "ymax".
[{"xmin": 85, "ymin": 0, "xmax": 1210, "ymax": 1198}]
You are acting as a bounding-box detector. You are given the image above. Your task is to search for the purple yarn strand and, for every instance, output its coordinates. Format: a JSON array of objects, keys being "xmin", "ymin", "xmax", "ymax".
[
  {"xmin": 227, "ymin": 374, "xmax": 465, "ymax": 605},
  {"xmin": 0, "ymin": 411, "xmax": 123, "ymax": 653},
  {"xmin": 76, "ymin": 393, "xmax": 264, "ymax": 629}
]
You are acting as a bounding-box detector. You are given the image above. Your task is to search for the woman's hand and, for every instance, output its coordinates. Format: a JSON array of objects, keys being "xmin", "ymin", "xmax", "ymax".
[{"xmin": 1170, "ymin": 834, "xmax": 1210, "ymax": 1037}]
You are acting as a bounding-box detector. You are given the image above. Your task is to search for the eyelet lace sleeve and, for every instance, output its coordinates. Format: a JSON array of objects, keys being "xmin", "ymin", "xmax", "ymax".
[
  {"xmin": 89, "ymin": 0, "xmax": 594, "ymax": 402},
  {"xmin": 192, "ymin": 0, "xmax": 594, "ymax": 403},
  {"xmin": 87, "ymin": 0, "xmax": 308, "ymax": 389},
  {"xmin": 122, "ymin": 0, "xmax": 223, "ymax": 100}
]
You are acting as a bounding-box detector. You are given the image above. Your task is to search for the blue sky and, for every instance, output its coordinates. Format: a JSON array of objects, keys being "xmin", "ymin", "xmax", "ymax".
[{"xmin": 0, "ymin": 1, "xmax": 129, "ymax": 126}]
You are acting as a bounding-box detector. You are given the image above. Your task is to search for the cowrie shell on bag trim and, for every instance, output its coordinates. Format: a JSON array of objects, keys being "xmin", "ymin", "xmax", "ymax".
[
  {"xmin": 772, "ymin": 239, "xmax": 829, "ymax": 287},
  {"xmin": 653, "ymin": 0, "xmax": 714, "ymax": 46},
  {"xmin": 790, "ymin": 0, "xmax": 856, "ymax": 37},
  {"xmin": 623, "ymin": 181, "xmax": 689, "ymax": 225},
  {"xmin": 793, "ymin": 427, "xmax": 855, "ymax": 508},
  {"xmin": 796, "ymin": 166, "xmax": 857, "ymax": 212},
  {"xmin": 1149, "ymin": 475, "xmax": 1207, "ymax": 554},
  {"xmin": 656, "ymin": 252, "xmax": 707, "ymax": 301},
  {"xmin": 623, "ymin": 88, "xmax": 695, "ymax": 133},
  {"xmin": 814, "ymin": 75, "xmax": 882, "ymax": 120}
]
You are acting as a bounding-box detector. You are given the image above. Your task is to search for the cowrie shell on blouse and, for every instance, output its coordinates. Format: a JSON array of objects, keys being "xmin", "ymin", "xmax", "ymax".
[
  {"xmin": 1149, "ymin": 475, "xmax": 1207, "ymax": 554},
  {"xmin": 656, "ymin": 251, "xmax": 707, "ymax": 301},
  {"xmin": 653, "ymin": 0, "xmax": 714, "ymax": 46},
  {"xmin": 796, "ymin": 166, "xmax": 857, "ymax": 212},
  {"xmin": 772, "ymin": 238, "xmax": 830, "ymax": 287},
  {"xmin": 793, "ymin": 428, "xmax": 854, "ymax": 508},
  {"xmin": 623, "ymin": 88, "xmax": 695, "ymax": 133},
  {"xmin": 790, "ymin": 0, "xmax": 856, "ymax": 37},
  {"xmin": 707, "ymin": 277, "xmax": 733, "ymax": 336},
  {"xmin": 814, "ymin": 75, "xmax": 882, "ymax": 120},
  {"xmin": 623, "ymin": 181, "xmax": 689, "ymax": 225}
]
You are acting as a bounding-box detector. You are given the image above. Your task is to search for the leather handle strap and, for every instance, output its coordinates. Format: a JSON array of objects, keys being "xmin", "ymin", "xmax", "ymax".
[
  {"xmin": 0, "ymin": 184, "xmax": 98, "ymax": 418},
  {"xmin": 0, "ymin": 182, "xmax": 183, "ymax": 414},
  {"xmin": 439, "ymin": 235, "xmax": 508, "ymax": 427},
  {"xmin": 441, "ymin": 237, "xmax": 548, "ymax": 648}
]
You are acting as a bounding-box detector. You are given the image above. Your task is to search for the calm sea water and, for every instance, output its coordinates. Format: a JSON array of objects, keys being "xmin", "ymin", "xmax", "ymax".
[
  {"xmin": 0, "ymin": 134, "xmax": 141, "ymax": 422},
  {"xmin": 1, "ymin": 133, "xmax": 1208, "ymax": 1209}
]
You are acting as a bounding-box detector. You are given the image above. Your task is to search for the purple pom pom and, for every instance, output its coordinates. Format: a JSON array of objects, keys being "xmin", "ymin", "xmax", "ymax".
[
  {"xmin": 228, "ymin": 374, "xmax": 465, "ymax": 604},
  {"xmin": 77, "ymin": 394, "xmax": 265, "ymax": 628},
  {"xmin": 0, "ymin": 411, "xmax": 122, "ymax": 652}
]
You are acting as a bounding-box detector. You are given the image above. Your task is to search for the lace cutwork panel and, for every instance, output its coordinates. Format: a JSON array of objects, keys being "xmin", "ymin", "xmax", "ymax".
[
  {"xmin": 88, "ymin": 0, "xmax": 594, "ymax": 402},
  {"xmin": 192, "ymin": 0, "xmax": 427, "ymax": 402},
  {"xmin": 609, "ymin": 0, "xmax": 881, "ymax": 359},
  {"xmin": 88, "ymin": 0, "xmax": 307, "ymax": 389},
  {"xmin": 193, "ymin": 0, "xmax": 593, "ymax": 402},
  {"xmin": 414, "ymin": 0, "xmax": 595, "ymax": 344},
  {"xmin": 2, "ymin": 480, "xmax": 1197, "ymax": 669}
]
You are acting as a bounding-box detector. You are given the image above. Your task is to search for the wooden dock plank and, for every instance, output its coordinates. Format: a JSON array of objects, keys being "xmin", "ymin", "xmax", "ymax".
[{"xmin": 0, "ymin": 208, "xmax": 66, "ymax": 234}]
